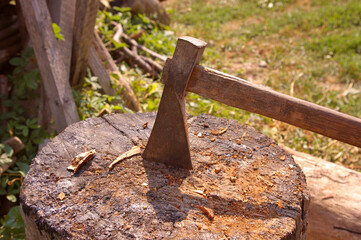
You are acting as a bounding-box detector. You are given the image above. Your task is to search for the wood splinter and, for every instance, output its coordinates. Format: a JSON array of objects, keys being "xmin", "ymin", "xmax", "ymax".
[
  {"xmin": 108, "ymin": 146, "xmax": 142, "ymax": 170},
  {"xmin": 67, "ymin": 149, "xmax": 96, "ymax": 173}
]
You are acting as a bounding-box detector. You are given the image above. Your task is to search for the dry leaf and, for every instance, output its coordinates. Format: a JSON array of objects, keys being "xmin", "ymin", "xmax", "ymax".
[
  {"xmin": 196, "ymin": 206, "xmax": 214, "ymax": 220},
  {"xmin": 58, "ymin": 192, "xmax": 65, "ymax": 200},
  {"xmin": 67, "ymin": 149, "xmax": 96, "ymax": 174},
  {"xmin": 108, "ymin": 146, "xmax": 142, "ymax": 170}
]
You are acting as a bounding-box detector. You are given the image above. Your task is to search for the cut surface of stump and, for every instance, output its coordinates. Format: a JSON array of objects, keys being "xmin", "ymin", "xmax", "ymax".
[{"xmin": 20, "ymin": 113, "xmax": 309, "ymax": 239}]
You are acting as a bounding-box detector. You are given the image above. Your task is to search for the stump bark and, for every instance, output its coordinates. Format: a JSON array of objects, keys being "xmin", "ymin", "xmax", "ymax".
[{"xmin": 20, "ymin": 113, "xmax": 309, "ymax": 239}]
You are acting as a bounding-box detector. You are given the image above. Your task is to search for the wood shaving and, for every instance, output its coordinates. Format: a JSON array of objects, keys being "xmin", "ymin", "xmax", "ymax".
[
  {"xmin": 192, "ymin": 189, "xmax": 206, "ymax": 197},
  {"xmin": 67, "ymin": 149, "xmax": 96, "ymax": 173},
  {"xmin": 57, "ymin": 192, "xmax": 65, "ymax": 200},
  {"xmin": 196, "ymin": 206, "xmax": 214, "ymax": 220},
  {"xmin": 108, "ymin": 146, "xmax": 142, "ymax": 170},
  {"xmin": 211, "ymin": 126, "xmax": 228, "ymax": 135}
]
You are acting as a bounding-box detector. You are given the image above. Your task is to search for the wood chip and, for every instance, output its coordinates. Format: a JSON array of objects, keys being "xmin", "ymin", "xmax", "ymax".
[
  {"xmin": 57, "ymin": 192, "xmax": 65, "ymax": 200},
  {"xmin": 142, "ymin": 122, "xmax": 148, "ymax": 129},
  {"xmin": 279, "ymin": 155, "xmax": 286, "ymax": 161},
  {"xmin": 108, "ymin": 146, "xmax": 142, "ymax": 170},
  {"xmin": 67, "ymin": 149, "xmax": 96, "ymax": 174},
  {"xmin": 211, "ymin": 126, "xmax": 228, "ymax": 135},
  {"xmin": 321, "ymin": 194, "xmax": 334, "ymax": 200},
  {"xmin": 192, "ymin": 189, "xmax": 206, "ymax": 197},
  {"xmin": 196, "ymin": 206, "xmax": 214, "ymax": 220}
]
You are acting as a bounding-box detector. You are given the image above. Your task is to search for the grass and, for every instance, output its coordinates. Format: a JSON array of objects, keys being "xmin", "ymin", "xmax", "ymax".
[{"xmin": 164, "ymin": 0, "xmax": 361, "ymax": 168}]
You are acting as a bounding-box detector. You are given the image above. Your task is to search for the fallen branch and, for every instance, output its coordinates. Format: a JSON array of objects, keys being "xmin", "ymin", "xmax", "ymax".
[
  {"xmin": 140, "ymin": 55, "xmax": 163, "ymax": 74},
  {"xmin": 112, "ymin": 27, "xmax": 161, "ymax": 80},
  {"xmin": 121, "ymin": 33, "xmax": 167, "ymax": 62},
  {"xmin": 89, "ymin": 32, "xmax": 140, "ymax": 112},
  {"xmin": 122, "ymin": 46, "xmax": 160, "ymax": 79}
]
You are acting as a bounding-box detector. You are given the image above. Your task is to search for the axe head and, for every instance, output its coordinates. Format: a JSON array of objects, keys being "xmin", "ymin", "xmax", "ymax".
[{"xmin": 142, "ymin": 37, "xmax": 207, "ymax": 169}]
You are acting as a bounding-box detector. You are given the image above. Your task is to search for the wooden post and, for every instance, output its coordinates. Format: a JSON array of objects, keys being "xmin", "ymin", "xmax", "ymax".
[
  {"xmin": 19, "ymin": 0, "xmax": 79, "ymax": 132},
  {"xmin": 47, "ymin": 0, "xmax": 76, "ymax": 81},
  {"xmin": 142, "ymin": 37, "xmax": 207, "ymax": 169},
  {"xmin": 70, "ymin": 0, "xmax": 99, "ymax": 87}
]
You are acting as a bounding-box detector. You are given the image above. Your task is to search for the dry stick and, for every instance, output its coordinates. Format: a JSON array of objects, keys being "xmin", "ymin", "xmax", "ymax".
[
  {"xmin": 140, "ymin": 55, "xmax": 163, "ymax": 74},
  {"xmin": 89, "ymin": 32, "xmax": 140, "ymax": 112},
  {"xmin": 122, "ymin": 47, "xmax": 160, "ymax": 79},
  {"xmin": 112, "ymin": 28, "xmax": 160, "ymax": 79},
  {"xmin": 121, "ymin": 33, "xmax": 167, "ymax": 62},
  {"xmin": 112, "ymin": 23, "xmax": 123, "ymax": 45}
]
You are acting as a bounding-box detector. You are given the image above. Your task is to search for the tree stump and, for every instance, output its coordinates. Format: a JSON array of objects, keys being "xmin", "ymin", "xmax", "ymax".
[{"xmin": 20, "ymin": 113, "xmax": 309, "ymax": 239}]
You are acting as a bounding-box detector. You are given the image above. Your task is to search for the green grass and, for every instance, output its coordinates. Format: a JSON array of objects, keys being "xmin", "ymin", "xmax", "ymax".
[{"xmin": 165, "ymin": 0, "xmax": 361, "ymax": 168}]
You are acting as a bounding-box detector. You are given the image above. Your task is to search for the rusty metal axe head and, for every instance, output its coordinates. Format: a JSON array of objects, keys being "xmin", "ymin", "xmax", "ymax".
[{"xmin": 142, "ymin": 36, "xmax": 207, "ymax": 169}]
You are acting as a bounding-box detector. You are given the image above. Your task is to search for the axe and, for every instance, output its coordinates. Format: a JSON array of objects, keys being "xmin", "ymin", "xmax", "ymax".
[{"xmin": 142, "ymin": 36, "xmax": 361, "ymax": 169}]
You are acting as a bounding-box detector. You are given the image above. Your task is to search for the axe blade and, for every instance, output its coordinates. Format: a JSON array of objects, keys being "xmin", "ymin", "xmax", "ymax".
[{"xmin": 142, "ymin": 36, "xmax": 207, "ymax": 169}]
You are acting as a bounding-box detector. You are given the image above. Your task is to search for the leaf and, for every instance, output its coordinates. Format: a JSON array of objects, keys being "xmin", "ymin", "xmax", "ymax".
[
  {"xmin": 16, "ymin": 162, "xmax": 29, "ymax": 176},
  {"xmin": 52, "ymin": 23, "xmax": 65, "ymax": 40},
  {"xmin": 6, "ymin": 194, "xmax": 17, "ymax": 203},
  {"xmin": 22, "ymin": 127, "xmax": 29, "ymax": 137},
  {"xmin": 3, "ymin": 145, "xmax": 14, "ymax": 157},
  {"xmin": 9, "ymin": 57, "xmax": 25, "ymax": 67}
]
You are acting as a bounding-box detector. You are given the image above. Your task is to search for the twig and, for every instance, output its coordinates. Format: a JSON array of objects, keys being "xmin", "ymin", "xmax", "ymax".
[
  {"xmin": 122, "ymin": 47, "xmax": 160, "ymax": 79},
  {"xmin": 122, "ymin": 33, "xmax": 167, "ymax": 62},
  {"xmin": 140, "ymin": 55, "xmax": 163, "ymax": 74},
  {"xmin": 112, "ymin": 23, "xmax": 123, "ymax": 44},
  {"xmin": 112, "ymin": 25, "xmax": 159, "ymax": 79}
]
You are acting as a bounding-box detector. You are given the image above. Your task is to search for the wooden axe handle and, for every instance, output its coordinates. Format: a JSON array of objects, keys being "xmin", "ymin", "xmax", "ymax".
[{"xmin": 181, "ymin": 65, "xmax": 361, "ymax": 148}]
